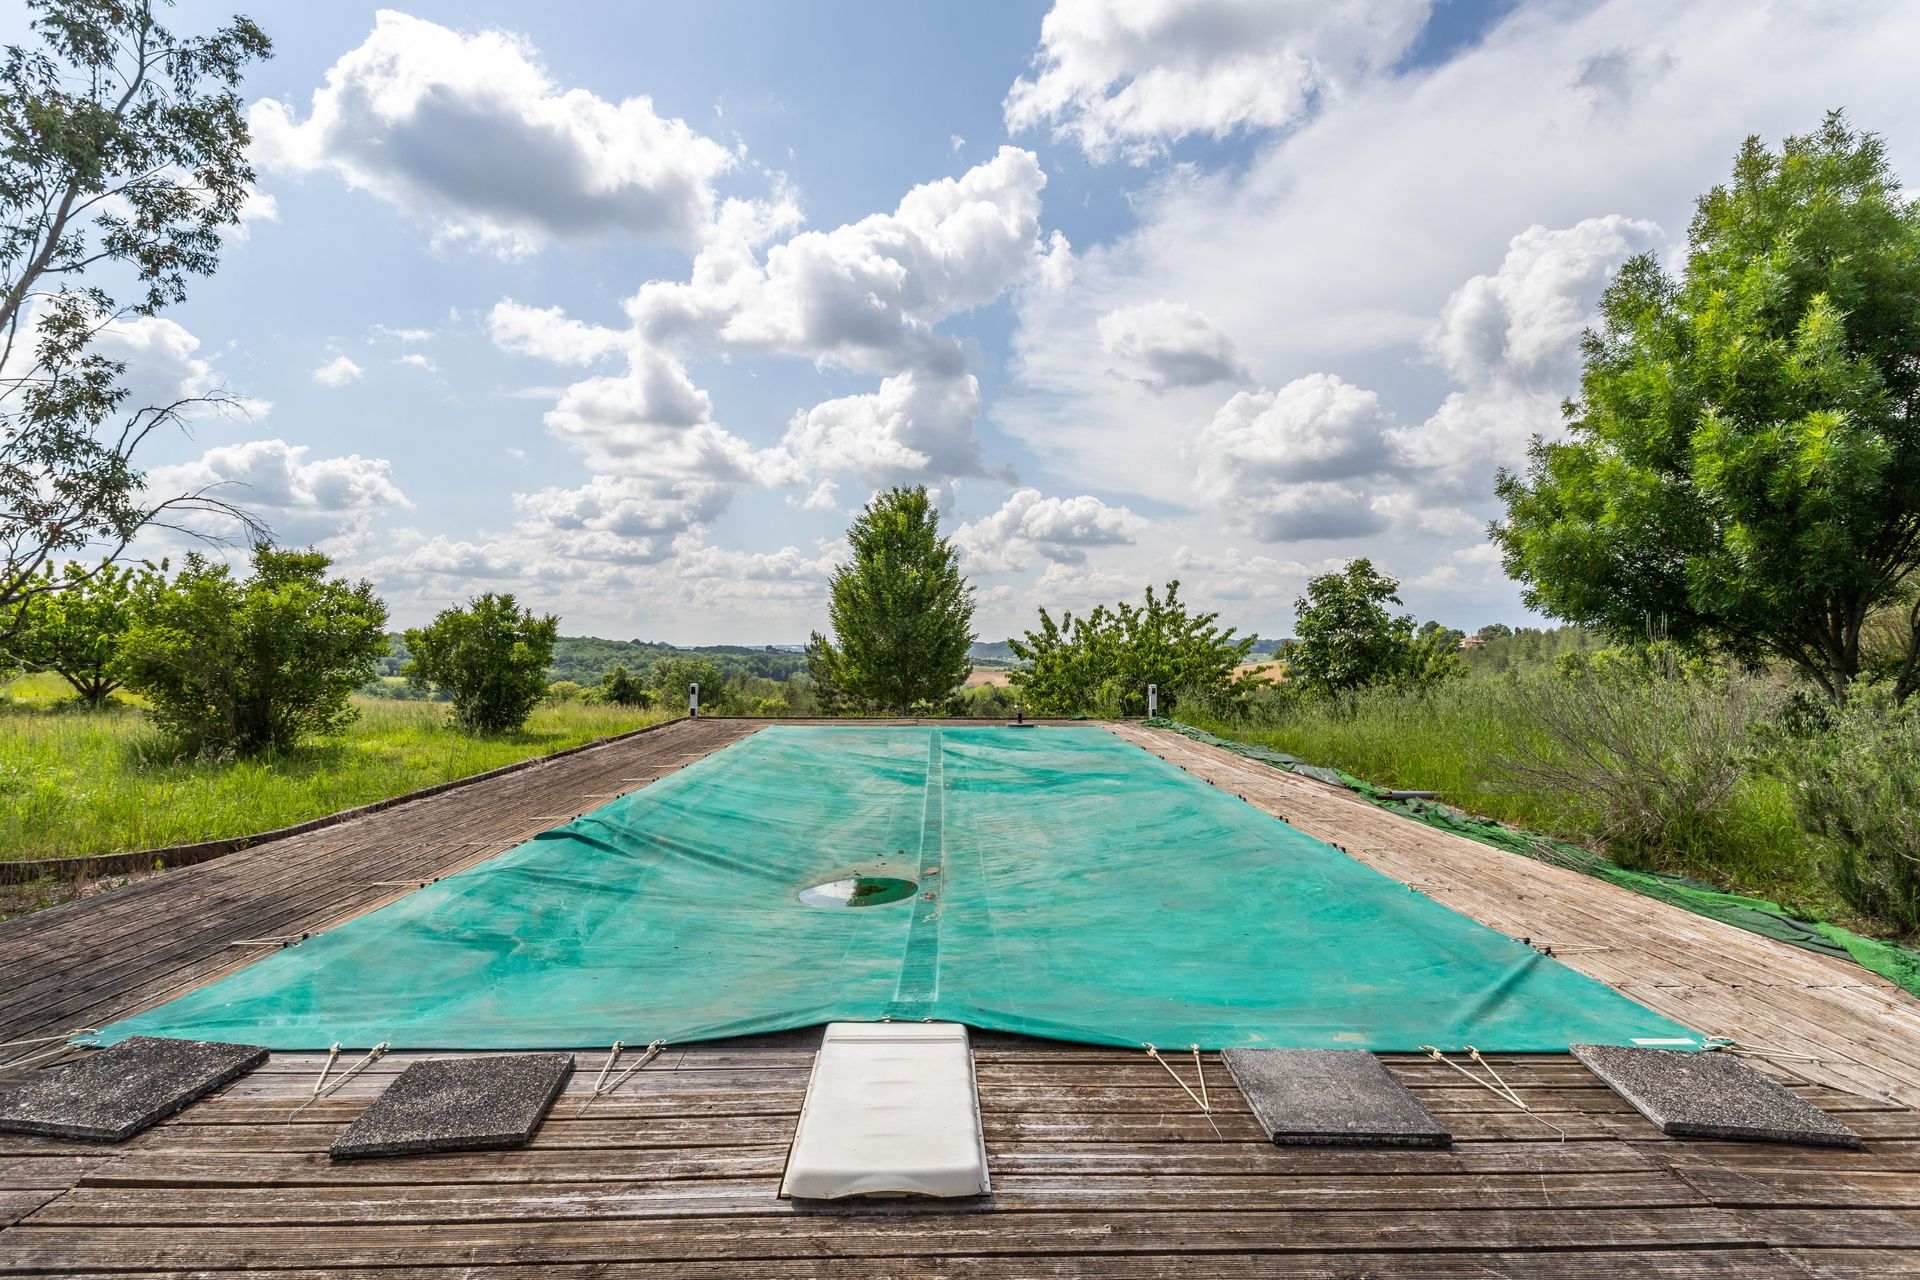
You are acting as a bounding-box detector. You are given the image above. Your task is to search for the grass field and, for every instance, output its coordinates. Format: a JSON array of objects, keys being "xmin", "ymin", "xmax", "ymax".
[
  {"xmin": 1179, "ymin": 681, "xmax": 1840, "ymax": 928},
  {"xmin": 0, "ymin": 674, "xmax": 671, "ymax": 862}
]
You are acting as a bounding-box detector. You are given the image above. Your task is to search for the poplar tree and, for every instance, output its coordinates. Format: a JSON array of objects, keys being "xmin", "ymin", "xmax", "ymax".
[{"xmin": 808, "ymin": 486, "xmax": 974, "ymax": 713}]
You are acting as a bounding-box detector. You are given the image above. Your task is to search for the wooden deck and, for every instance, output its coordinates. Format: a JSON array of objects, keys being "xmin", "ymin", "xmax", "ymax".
[
  {"xmin": 1115, "ymin": 723, "xmax": 1920, "ymax": 1110},
  {"xmin": 1, "ymin": 717, "xmax": 1918, "ymax": 1275}
]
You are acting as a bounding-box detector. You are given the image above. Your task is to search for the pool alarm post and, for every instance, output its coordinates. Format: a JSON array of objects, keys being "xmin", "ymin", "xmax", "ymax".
[
  {"xmin": 689, "ymin": 683, "xmax": 699, "ymax": 718},
  {"xmin": 1148, "ymin": 684, "xmax": 1158, "ymax": 718}
]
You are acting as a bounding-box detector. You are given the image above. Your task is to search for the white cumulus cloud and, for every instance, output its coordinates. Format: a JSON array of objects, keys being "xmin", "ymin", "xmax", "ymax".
[
  {"xmin": 954, "ymin": 488, "xmax": 1146, "ymax": 572},
  {"xmin": 312, "ymin": 356, "xmax": 363, "ymax": 388},
  {"xmin": 1006, "ymin": 0, "xmax": 1433, "ymax": 162},
  {"xmin": 149, "ymin": 438, "xmax": 410, "ymax": 549},
  {"xmin": 1428, "ymin": 214, "xmax": 1662, "ymax": 390},
  {"xmin": 488, "ymin": 300, "xmax": 626, "ymax": 365},
  {"xmin": 1098, "ymin": 300, "xmax": 1247, "ymax": 388},
  {"xmin": 250, "ymin": 9, "xmax": 742, "ymax": 254},
  {"xmin": 1191, "ymin": 373, "xmax": 1399, "ymax": 541}
]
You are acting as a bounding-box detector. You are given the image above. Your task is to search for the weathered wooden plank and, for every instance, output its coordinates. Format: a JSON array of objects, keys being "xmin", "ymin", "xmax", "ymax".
[
  {"xmin": 0, "ymin": 1188, "xmax": 60, "ymax": 1228},
  {"xmin": 0, "ymin": 1206, "xmax": 1761, "ymax": 1271},
  {"xmin": 74, "ymin": 1140, "xmax": 1664, "ymax": 1189},
  {"xmin": 24, "ymin": 1170, "xmax": 1719, "ymax": 1227},
  {"xmin": 31, "ymin": 1248, "xmax": 1812, "ymax": 1280},
  {"xmin": 1783, "ymin": 1247, "xmax": 1920, "ymax": 1278},
  {"xmin": 1673, "ymin": 1165, "xmax": 1920, "ymax": 1208},
  {"xmin": 1737, "ymin": 1207, "xmax": 1920, "ymax": 1248}
]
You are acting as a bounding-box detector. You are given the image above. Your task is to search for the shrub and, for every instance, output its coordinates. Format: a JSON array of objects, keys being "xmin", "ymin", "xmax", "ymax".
[
  {"xmin": 404, "ymin": 594, "xmax": 558, "ymax": 733},
  {"xmin": 1009, "ymin": 580, "xmax": 1260, "ymax": 717},
  {"xmin": 117, "ymin": 547, "xmax": 390, "ymax": 755},
  {"xmin": 4, "ymin": 560, "xmax": 164, "ymax": 705},
  {"xmin": 1489, "ymin": 656, "xmax": 1775, "ymax": 869},
  {"xmin": 1796, "ymin": 688, "xmax": 1920, "ymax": 935}
]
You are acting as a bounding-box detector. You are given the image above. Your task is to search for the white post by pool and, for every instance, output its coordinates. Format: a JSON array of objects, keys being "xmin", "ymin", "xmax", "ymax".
[
  {"xmin": 1147, "ymin": 683, "xmax": 1158, "ymax": 718},
  {"xmin": 689, "ymin": 683, "xmax": 700, "ymax": 718}
]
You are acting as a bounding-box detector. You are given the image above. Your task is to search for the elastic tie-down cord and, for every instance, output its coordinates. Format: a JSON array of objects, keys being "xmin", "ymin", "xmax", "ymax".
[
  {"xmin": 1703, "ymin": 1034, "xmax": 1823, "ymax": 1065},
  {"xmin": 1422, "ymin": 1044, "xmax": 1566, "ymax": 1142},
  {"xmin": 1700, "ymin": 1033, "xmax": 1899, "ymax": 1106},
  {"xmin": 0, "ymin": 1028, "xmax": 99, "ymax": 1076},
  {"xmin": 288, "ymin": 1041, "xmax": 388, "ymax": 1121},
  {"xmin": 1145, "ymin": 1043, "xmax": 1221, "ymax": 1138},
  {"xmin": 576, "ymin": 1038, "xmax": 667, "ymax": 1116}
]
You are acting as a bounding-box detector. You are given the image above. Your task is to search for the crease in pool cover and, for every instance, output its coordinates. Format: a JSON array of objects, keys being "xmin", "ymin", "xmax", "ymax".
[{"xmin": 885, "ymin": 728, "xmax": 945, "ymax": 1020}]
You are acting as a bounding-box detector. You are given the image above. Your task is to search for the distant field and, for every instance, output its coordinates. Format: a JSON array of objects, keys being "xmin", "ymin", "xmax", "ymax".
[{"xmin": 0, "ymin": 674, "xmax": 670, "ymax": 862}]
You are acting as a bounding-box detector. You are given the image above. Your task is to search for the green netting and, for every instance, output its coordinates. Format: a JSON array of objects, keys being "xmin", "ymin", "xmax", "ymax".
[
  {"xmin": 1148, "ymin": 719, "xmax": 1920, "ymax": 1000},
  {"xmin": 94, "ymin": 725, "xmax": 1695, "ymax": 1052}
]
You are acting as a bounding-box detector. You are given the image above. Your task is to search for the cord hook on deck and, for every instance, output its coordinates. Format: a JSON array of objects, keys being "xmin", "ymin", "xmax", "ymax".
[
  {"xmin": 1421, "ymin": 1044, "xmax": 1565, "ymax": 1142},
  {"xmin": 288, "ymin": 1041, "xmax": 388, "ymax": 1122},
  {"xmin": 0, "ymin": 1028, "xmax": 98, "ymax": 1076},
  {"xmin": 576, "ymin": 1038, "xmax": 667, "ymax": 1116},
  {"xmin": 1144, "ymin": 1042, "xmax": 1221, "ymax": 1138}
]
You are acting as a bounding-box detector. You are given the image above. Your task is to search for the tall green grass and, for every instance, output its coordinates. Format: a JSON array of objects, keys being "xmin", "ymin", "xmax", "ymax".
[
  {"xmin": 0, "ymin": 674, "xmax": 670, "ymax": 861},
  {"xmin": 1183, "ymin": 680, "xmax": 1840, "ymax": 927}
]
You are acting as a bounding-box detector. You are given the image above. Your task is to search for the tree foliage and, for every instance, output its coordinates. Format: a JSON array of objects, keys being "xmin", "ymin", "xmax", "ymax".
[
  {"xmin": 648, "ymin": 655, "xmax": 728, "ymax": 713},
  {"xmin": 118, "ymin": 546, "xmax": 389, "ymax": 754},
  {"xmin": 1494, "ymin": 113, "xmax": 1920, "ymax": 702},
  {"xmin": 3, "ymin": 557, "xmax": 160, "ymax": 703},
  {"xmin": 808, "ymin": 485, "xmax": 974, "ymax": 713},
  {"xmin": 1, "ymin": 1, "xmax": 272, "ymax": 624},
  {"xmin": 404, "ymin": 593, "xmax": 558, "ymax": 734},
  {"xmin": 599, "ymin": 664, "xmax": 651, "ymax": 708},
  {"xmin": 1288, "ymin": 559, "xmax": 1461, "ymax": 695},
  {"xmin": 1008, "ymin": 580, "xmax": 1260, "ymax": 717}
]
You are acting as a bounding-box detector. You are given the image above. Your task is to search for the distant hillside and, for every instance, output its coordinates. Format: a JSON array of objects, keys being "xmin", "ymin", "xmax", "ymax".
[
  {"xmin": 970, "ymin": 634, "xmax": 1275, "ymax": 664},
  {"xmin": 970, "ymin": 639, "xmax": 1017, "ymax": 664},
  {"xmin": 547, "ymin": 637, "xmax": 808, "ymax": 686}
]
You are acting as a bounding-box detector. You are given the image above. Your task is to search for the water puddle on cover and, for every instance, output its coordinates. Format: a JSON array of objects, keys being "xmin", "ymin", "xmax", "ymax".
[{"xmin": 798, "ymin": 876, "xmax": 918, "ymax": 908}]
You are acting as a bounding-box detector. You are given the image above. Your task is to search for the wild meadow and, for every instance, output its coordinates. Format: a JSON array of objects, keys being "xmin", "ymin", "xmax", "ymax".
[{"xmin": 1180, "ymin": 661, "xmax": 1919, "ymax": 941}]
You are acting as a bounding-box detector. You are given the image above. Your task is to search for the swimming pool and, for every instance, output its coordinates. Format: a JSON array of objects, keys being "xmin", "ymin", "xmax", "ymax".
[{"xmin": 94, "ymin": 725, "xmax": 1696, "ymax": 1052}]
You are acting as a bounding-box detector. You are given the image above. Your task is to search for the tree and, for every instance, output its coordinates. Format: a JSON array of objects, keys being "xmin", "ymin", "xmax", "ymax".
[
  {"xmin": 1478, "ymin": 623, "xmax": 1515, "ymax": 640},
  {"xmin": 1009, "ymin": 580, "xmax": 1261, "ymax": 717},
  {"xmin": 118, "ymin": 547, "xmax": 389, "ymax": 754},
  {"xmin": 808, "ymin": 486, "xmax": 974, "ymax": 713},
  {"xmin": 2, "ymin": 1, "xmax": 273, "ymax": 627},
  {"xmin": 1494, "ymin": 113, "xmax": 1920, "ymax": 703},
  {"xmin": 403, "ymin": 594, "xmax": 558, "ymax": 733},
  {"xmin": 1290, "ymin": 559, "xmax": 1415, "ymax": 694},
  {"xmin": 543, "ymin": 679, "xmax": 585, "ymax": 704},
  {"xmin": 600, "ymin": 665, "xmax": 652, "ymax": 708},
  {"xmin": 3, "ymin": 558, "xmax": 161, "ymax": 704},
  {"xmin": 649, "ymin": 655, "xmax": 728, "ymax": 713}
]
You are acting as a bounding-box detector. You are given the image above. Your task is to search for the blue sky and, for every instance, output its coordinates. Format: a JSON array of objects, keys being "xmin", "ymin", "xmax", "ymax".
[{"xmin": 33, "ymin": 0, "xmax": 1920, "ymax": 643}]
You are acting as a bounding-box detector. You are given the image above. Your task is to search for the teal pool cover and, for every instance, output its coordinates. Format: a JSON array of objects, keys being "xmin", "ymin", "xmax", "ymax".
[{"xmin": 95, "ymin": 726, "xmax": 1697, "ymax": 1052}]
